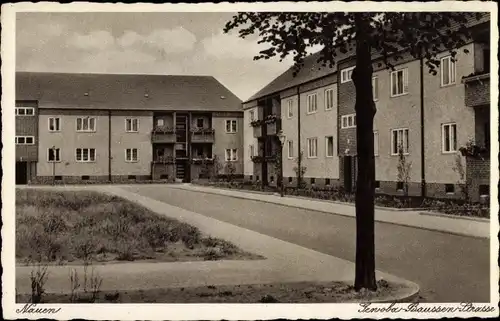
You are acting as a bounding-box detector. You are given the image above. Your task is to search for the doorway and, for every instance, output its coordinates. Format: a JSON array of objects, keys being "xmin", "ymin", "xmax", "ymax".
[
  {"xmin": 343, "ymin": 156, "xmax": 352, "ymax": 193},
  {"xmin": 16, "ymin": 161, "xmax": 28, "ymax": 185}
]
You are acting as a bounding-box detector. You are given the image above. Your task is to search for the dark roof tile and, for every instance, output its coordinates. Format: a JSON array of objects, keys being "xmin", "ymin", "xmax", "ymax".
[{"xmin": 16, "ymin": 72, "xmax": 243, "ymax": 112}]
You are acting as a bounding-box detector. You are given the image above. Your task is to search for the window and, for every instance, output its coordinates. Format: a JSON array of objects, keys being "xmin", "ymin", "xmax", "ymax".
[
  {"xmin": 442, "ymin": 123, "xmax": 457, "ymax": 153},
  {"xmin": 15, "ymin": 136, "xmax": 35, "ymax": 145},
  {"xmin": 375, "ymin": 181, "xmax": 380, "ymax": 189},
  {"xmin": 125, "ymin": 118, "xmax": 139, "ymax": 132},
  {"xmin": 341, "ymin": 114, "xmax": 356, "ymax": 129},
  {"xmin": 445, "ymin": 184, "xmax": 455, "ymax": 194},
  {"xmin": 325, "ymin": 178, "xmax": 331, "ymax": 186},
  {"xmin": 396, "ymin": 182, "xmax": 404, "ymax": 191},
  {"xmin": 483, "ymin": 49, "xmax": 490, "ymax": 72},
  {"xmin": 15, "ymin": 107, "xmax": 35, "ymax": 116},
  {"xmin": 128, "ymin": 175, "xmax": 137, "ymax": 180},
  {"xmin": 249, "ymin": 145, "xmax": 255, "ymax": 158},
  {"xmin": 225, "ymin": 120, "xmax": 237, "ymax": 133},
  {"xmin": 48, "ymin": 148, "xmax": 61, "ymax": 162},
  {"xmin": 307, "ymin": 138, "xmax": 318, "ymax": 158},
  {"xmin": 125, "ymin": 148, "xmax": 138, "ymax": 162},
  {"xmin": 287, "ymin": 140, "xmax": 294, "ymax": 159},
  {"xmin": 288, "ymin": 177, "xmax": 293, "ymax": 183},
  {"xmin": 196, "ymin": 118, "xmax": 204, "ymax": 128},
  {"xmin": 325, "ymin": 136, "xmax": 334, "ymax": 157},
  {"xmin": 479, "ymin": 185, "xmax": 489, "ymax": 196},
  {"xmin": 306, "ymin": 93, "xmax": 317, "ymax": 114},
  {"xmin": 156, "ymin": 148, "xmax": 165, "ymax": 159},
  {"xmin": 287, "ymin": 100, "xmax": 293, "ymax": 118},
  {"xmin": 441, "ymin": 56, "xmax": 456, "ymax": 86},
  {"xmin": 310, "ymin": 177, "xmax": 316, "ymax": 185},
  {"xmin": 325, "ymin": 89, "xmax": 335, "ymax": 110},
  {"xmin": 484, "ymin": 121, "xmax": 490, "ymax": 147},
  {"xmin": 225, "ymin": 149, "xmax": 238, "ymax": 161},
  {"xmin": 374, "ymin": 131, "xmax": 379, "ymax": 156},
  {"xmin": 372, "ymin": 77, "xmax": 379, "ymax": 101},
  {"xmin": 76, "ymin": 148, "xmax": 96, "ymax": 162},
  {"xmin": 76, "ymin": 117, "xmax": 96, "ymax": 132},
  {"xmin": 48, "ymin": 117, "xmax": 61, "ymax": 132},
  {"xmin": 390, "ymin": 68, "xmax": 408, "ymax": 97},
  {"xmin": 157, "ymin": 119, "xmax": 164, "ymax": 127},
  {"xmin": 341, "ymin": 66, "xmax": 355, "ymax": 83},
  {"xmin": 391, "ymin": 128, "xmax": 410, "ymax": 155},
  {"xmin": 249, "ymin": 110, "xmax": 255, "ymax": 122}
]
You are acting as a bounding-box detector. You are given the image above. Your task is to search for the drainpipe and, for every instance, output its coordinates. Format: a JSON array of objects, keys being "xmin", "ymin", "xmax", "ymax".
[
  {"xmin": 108, "ymin": 110, "xmax": 112, "ymax": 182},
  {"xmin": 419, "ymin": 55, "xmax": 426, "ymax": 198},
  {"xmin": 297, "ymin": 86, "xmax": 302, "ymax": 187}
]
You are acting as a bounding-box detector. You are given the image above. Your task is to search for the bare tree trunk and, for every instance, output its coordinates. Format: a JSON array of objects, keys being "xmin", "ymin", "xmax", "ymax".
[{"xmin": 353, "ymin": 14, "xmax": 377, "ymax": 291}]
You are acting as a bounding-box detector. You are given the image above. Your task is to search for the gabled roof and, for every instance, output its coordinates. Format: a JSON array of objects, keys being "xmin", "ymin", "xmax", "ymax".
[
  {"xmin": 246, "ymin": 12, "xmax": 490, "ymax": 103},
  {"xmin": 16, "ymin": 72, "xmax": 242, "ymax": 112},
  {"xmin": 246, "ymin": 51, "xmax": 347, "ymax": 102}
]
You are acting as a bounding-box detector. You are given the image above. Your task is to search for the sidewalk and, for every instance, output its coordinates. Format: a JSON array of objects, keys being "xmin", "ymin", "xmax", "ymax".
[
  {"xmin": 16, "ymin": 185, "xmax": 419, "ymax": 302},
  {"xmin": 168, "ymin": 184, "xmax": 490, "ymax": 239}
]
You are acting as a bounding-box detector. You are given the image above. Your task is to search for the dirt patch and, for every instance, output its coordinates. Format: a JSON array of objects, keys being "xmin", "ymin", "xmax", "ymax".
[
  {"xmin": 16, "ymin": 280, "xmax": 416, "ymax": 303},
  {"xmin": 16, "ymin": 189, "xmax": 262, "ymax": 266}
]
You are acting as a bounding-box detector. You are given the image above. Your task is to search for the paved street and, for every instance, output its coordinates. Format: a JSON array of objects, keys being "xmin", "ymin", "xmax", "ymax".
[{"xmin": 123, "ymin": 185, "xmax": 490, "ymax": 303}]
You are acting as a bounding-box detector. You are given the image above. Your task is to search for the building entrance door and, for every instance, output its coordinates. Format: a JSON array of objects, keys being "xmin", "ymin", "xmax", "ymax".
[
  {"xmin": 343, "ymin": 156, "xmax": 352, "ymax": 193},
  {"xmin": 16, "ymin": 161, "xmax": 28, "ymax": 185}
]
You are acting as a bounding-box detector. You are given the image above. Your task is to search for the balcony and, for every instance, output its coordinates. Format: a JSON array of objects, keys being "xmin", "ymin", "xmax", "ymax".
[
  {"xmin": 263, "ymin": 115, "xmax": 281, "ymax": 136},
  {"xmin": 462, "ymin": 72, "xmax": 490, "ymax": 108},
  {"xmin": 191, "ymin": 128, "xmax": 215, "ymax": 143},
  {"xmin": 192, "ymin": 157, "xmax": 214, "ymax": 165},
  {"xmin": 152, "ymin": 127, "xmax": 176, "ymax": 143},
  {"xmin": 251, "ymin": 155, "xmax": 277, "ymax": 163},
  {"xmin": 253, "ymin": 126, "xmax": 263, "ymax": 138},
  {"xmin": 152, "ymin": 156, "xmax": 175, "ymax": 164}
]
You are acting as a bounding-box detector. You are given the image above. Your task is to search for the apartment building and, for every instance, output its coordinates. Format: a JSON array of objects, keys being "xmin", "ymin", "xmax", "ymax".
[
  {"xmin": 243, "ymin": 15, "xmax": 491, "ymax": 201},
  {"xmin": 243, "ymin": 54, "xmax": 345, "ymax": 187},
  {"xmin": 15, "ymin": 72, "xmax": 243, "ymax": 184}
]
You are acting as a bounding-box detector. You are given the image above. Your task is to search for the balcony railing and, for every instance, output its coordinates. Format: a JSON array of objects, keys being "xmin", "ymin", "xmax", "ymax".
[
  {"xmin": 192, "ymin": 157, "xmax": 214, "ymax": 165},
  {"xmin": 190, "ymin": 128, "xmax": 215, "ymax": 143},
  {"xmin": 253, "ymin": 126, "xmax": 263, "ymax": 138},
  {"xmin": 152, "ymin": 156, "xmax": 175, "ymax": 164},
  {"xmin": 152, "ymin": 127, "xmax": 176, "ymax": 143},
  {"xmin": 251, "ymin": 154, "xmax": 277, "ymax": 163},
  {"xmin": 462, "ymin": 72, "xmax": 490, "ymax": 108},
  {"xmin": 266, "ymin": 118, "xmax": 282, "ymax": 136}
]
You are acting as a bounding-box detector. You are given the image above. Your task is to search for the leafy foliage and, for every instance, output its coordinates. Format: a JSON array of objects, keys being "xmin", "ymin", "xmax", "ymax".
[
  {"xmin": 397, "ymin": 145, "xmax": 412, "ymax": 198},
  {"xmin": 293, "ymin": 151, "xmax": 307, "ymax": 189},
  {"xmin": 452, "ymin": 152, "xmax": 469, "ymax": 203},
  {"xmin": 224, "ymin": 11, "xmax": 486, "ymax": 291},
  {"xmin": 224, "ymin": 12, "xmax": 485, "ymax": 75}
]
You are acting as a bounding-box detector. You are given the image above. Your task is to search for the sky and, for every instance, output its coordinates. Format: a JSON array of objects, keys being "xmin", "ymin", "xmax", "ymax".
[{"xmin": 16, "ymin": 12, "xmax": 301, "ymax": 101}]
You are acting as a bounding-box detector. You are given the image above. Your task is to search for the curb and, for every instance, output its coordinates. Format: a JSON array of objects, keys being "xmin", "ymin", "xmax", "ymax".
[
  {"xmin": 174, "ymin": 186, "xmax": 489, "ymax": 240},
  {"xmin": 419, "ymin": 210, "xmax": 490, "ymax": 223},
  {"xmin": 287, "ymin": 194, "xmax": 431, "ymax": 212},
  {"xmin": 360, "ymin": 278, "xmax": 420, "ymax": 303},
  {"xmin": 366, "ymin": 280, "xmax": 420, "ymax": 303}
]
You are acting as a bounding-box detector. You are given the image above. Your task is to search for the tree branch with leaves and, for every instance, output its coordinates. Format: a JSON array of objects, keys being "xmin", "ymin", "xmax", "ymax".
[{"xmin": 225, "ymin": 11, "xmax": 486, "ymax": 291}]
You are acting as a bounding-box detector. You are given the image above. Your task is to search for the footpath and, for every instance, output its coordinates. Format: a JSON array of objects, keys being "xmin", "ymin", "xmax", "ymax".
[
  {"xmin": 168, "ymin": 184, "xmax": 491, "ymax": 239},
  {"xmin": 15, "ymin": 185, "xmax": 419, "ymax": 302}
]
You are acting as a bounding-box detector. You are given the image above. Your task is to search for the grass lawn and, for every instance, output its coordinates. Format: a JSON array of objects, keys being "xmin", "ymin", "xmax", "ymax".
[
  {"xmin": 16, "ymin": 280, "xmax": 415, "ymax": 303},
  {"xmin": 16, "ymin": 189, "xmax": 262, "ymax": 265}
]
